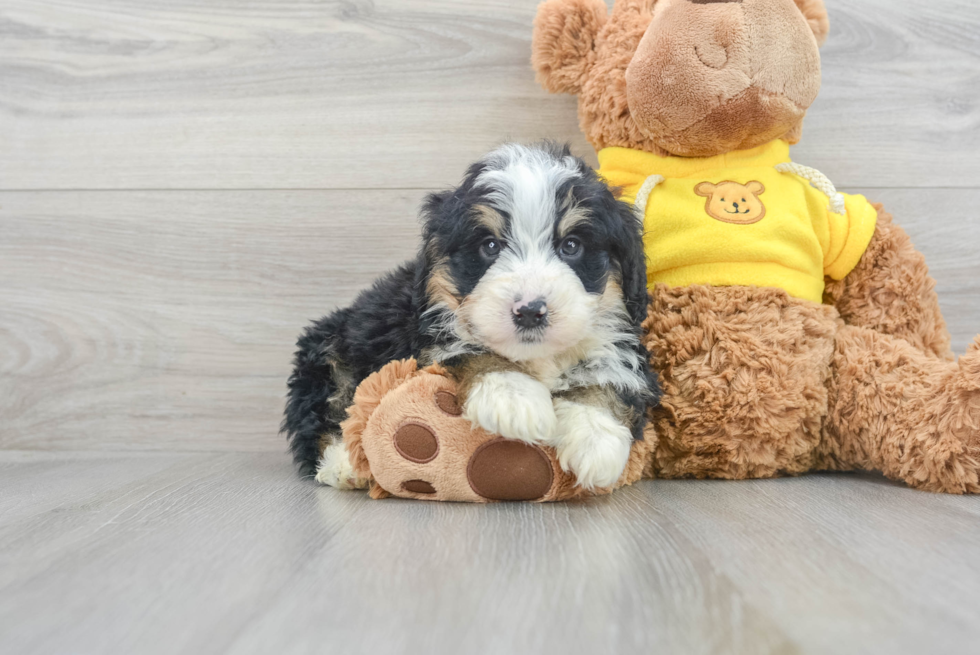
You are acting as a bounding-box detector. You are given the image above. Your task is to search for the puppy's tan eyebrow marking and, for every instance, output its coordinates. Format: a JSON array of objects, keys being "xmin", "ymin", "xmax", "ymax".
[
  {"xmin": 472, "ymin": 204, "xmax": 505, "ymax": 236},
  {"xmin": 557, "ymin": 203, "xmax": 590, "ymax": 236}
]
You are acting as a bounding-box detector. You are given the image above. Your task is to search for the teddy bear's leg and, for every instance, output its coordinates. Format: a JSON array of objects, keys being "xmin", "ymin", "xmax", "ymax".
[
  {"xmin": 642, "ymin": 285, "xmax": 840, "ymax": 480},
  {"xmin": 825, "ymin": 206, "xmax": 954, "ymax": 361},
  {"xmin": 820, "ymin": 325, "xmax": 980, "ymax": 494}
]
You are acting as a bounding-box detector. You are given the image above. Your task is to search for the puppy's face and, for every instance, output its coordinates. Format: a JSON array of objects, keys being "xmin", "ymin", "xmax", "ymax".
[{"xmin": 421, "ymin": 143, "xmax": 646, "ymax": 362}]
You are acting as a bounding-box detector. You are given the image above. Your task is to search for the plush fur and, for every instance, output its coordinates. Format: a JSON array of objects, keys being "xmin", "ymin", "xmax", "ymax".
[
  {"xmin": 792, "ymin": 0, "xmax": 831, "ymax": 46},
  {"xmin": 820, "ymin": 331, "xmax": 980, "ymax": 494},
  {"xmin": 532, "ymin": 0, "xmax": 608, "ymax": 94},
  {"xmin": 284, "ymin": 142, "xmax": 658, "ymax": 489},
  {"xmin": 526, "ymin": 0, "xmax": 980, "ymax": 494}
]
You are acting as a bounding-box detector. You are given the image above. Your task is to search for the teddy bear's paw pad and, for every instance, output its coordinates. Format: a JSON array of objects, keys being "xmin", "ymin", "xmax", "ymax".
[
  {"xmin": 435, "ymin": 390, "xmax": 463, "ymax": 416},
  {"xmin": 393, "ymin": 423, "xmax": 439, "ymax": 463},
  {"xmin": 401, "ymin": 479, "xmax": 436, "ymax": 494},
  {"xmin": 466, "ymin": 437, "xmax": 554, "ymax": 501}
]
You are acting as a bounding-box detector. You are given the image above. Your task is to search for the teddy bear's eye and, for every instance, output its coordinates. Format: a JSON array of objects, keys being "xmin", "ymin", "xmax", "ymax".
[
  {"xmin": 721, "ymin": 198, "xmax": 725, "ymax": 202},
  {"xmin": 742, "ymin": 198, "xmax": 746, "ymax": 202}
]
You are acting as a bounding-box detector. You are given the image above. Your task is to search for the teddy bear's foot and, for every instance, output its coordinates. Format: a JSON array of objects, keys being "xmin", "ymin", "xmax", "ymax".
[
  {"xmin": 314, "ymin": 442, "xmax": 370, "ymax": 490},
  {"xmin": 341, "ymin": 361, "xmax": 584, "ymax": 502},
  {"xmin": 824, "ymin": 327, "xmax": 980, "ymax": 494}
]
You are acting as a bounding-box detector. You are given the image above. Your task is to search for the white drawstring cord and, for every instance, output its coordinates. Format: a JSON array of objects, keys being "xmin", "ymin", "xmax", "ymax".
[
  {"xmin": 633, "ymin": 174, "xmax": 664, "ymax": 217},
  {"xmin": 775, "ymin": 162, "xmax": 846, "ymax": 215}
]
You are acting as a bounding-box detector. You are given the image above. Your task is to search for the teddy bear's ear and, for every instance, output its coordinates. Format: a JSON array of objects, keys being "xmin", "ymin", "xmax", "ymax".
[
  {"xmin": 532, "ymin": 0, "xmax": 609, "ymax": 95},
  {"xmin": 746, "ymin": 181, "xmax": 766, "ymax": 195},
  {"xmin": 694, "ymin": 182, "xmax": 717, "ymax": 198},
  {"xmin": 792, "ymin": 0, "xmax": 830, "ymax": 47}
]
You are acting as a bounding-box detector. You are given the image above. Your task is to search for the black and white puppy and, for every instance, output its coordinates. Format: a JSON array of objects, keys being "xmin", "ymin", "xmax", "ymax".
[{"xmin": 284, "ymin": 142, "xmax": 659, "ymax": 490}]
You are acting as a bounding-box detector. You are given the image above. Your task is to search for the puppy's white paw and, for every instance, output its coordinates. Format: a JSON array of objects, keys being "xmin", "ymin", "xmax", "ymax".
[
  {"xmin": 315, "ymin": 442, "xmax": 370, "ymax": 490},
  {"xmin": 551, "ymin": 399, "xmax": 632, "ymax": 490},
  {"xmin": 463, "ymin": 371, "xmax": 557, "ymax": 444}
]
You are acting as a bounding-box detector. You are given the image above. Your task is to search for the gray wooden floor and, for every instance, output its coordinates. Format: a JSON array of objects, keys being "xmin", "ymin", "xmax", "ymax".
[{"xmin": 2, "ymin": 1, "xmax": 980, "ymax": 653}]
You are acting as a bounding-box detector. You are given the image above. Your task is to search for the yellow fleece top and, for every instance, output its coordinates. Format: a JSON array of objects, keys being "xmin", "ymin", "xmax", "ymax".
[{"xmin": 597, "ymin": 141, "xmax": 879, "ymax": 303}]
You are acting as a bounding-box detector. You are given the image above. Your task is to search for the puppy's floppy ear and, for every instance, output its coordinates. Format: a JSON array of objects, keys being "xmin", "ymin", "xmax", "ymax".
[
  {"xmin": 611, "ymin": 200, "xmax": 650, "ymax": 329},
  {"xmin": 532, "ymin": 0, "xmax": 608, "ymax": 95},
  {"xmin": 419, "ymin": 189, "xmax": 452, "ymax": 237},
  {"xmin": 792, "ymin": 0, "xmax": 830, "ymax": 47},
  {"xmin": 413, "ymin": 189, "xmax": 453, "ymax": 307}
]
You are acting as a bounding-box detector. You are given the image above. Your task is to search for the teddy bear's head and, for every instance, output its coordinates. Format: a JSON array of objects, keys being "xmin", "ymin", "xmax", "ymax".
[{"xmin": 532, "ymin": 0, "xmax": 829, "ymax": 157}]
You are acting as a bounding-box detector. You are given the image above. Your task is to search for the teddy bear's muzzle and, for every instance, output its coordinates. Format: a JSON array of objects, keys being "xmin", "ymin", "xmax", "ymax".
[{"xmin": 623, "ymin": 0, "xmax": 821, "ymax": 157}]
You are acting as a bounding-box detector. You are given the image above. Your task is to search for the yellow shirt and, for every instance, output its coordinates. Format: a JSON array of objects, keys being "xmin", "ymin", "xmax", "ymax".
[{"xmin": 597, "ymin": 141, "xmax": 878, "ymax": 303}]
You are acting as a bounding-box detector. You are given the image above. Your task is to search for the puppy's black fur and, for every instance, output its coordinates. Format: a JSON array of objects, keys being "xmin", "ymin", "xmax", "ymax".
[{"xmin": 283, "ymin": 142, "xmax": 659, "ymax": 477}]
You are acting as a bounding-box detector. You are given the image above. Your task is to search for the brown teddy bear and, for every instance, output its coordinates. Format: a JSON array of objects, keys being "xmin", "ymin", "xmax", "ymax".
[{"xmin": 336, "ymin": 0, "xmax": 980, "ymax": 500}]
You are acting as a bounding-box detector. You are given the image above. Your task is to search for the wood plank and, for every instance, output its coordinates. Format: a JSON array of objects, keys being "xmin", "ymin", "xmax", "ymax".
[
  {"xmin": 2, "ymin": 188, "xmax": 979, "ymax": 452},
  {"xmin": 0, "ymin": 451, "xmax": 978, "ymax": 655},
  {"xmin": 647, "ymin": 474, "xmax": 980, "ymax": 655},
  {"xmin": 798, "ymin": 0, "xmax": 980, "ymax": 187},
  {"xmin": 0, "ymin": 190, "xmax": 425, "ymax": 452},
  {"xmin": 1, "ymin": 0, "xmax": 979, "ymax": 190}
]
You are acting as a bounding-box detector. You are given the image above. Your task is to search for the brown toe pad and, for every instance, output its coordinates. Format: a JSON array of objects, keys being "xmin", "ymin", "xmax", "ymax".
[
  {"xmin": 467, "ymin": 438, "xmax": 554, "ymax": 501},
  {"xmin": 393, "ymin": 423, "xmax": 439, "ymax": 463}
]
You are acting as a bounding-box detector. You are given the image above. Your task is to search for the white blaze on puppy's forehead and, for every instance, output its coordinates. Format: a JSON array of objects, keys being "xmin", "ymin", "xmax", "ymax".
[{"xmin": 476, "ymin": 144, "xmax": 582, "ymax": 254}]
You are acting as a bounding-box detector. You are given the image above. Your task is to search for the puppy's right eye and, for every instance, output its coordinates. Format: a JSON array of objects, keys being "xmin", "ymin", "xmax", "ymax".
[{"xmin": 480, "ymin": 238, "xmax": 501, "ymax": 260}]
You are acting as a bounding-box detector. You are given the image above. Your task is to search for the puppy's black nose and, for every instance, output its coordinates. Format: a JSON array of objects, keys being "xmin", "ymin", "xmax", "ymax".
[{"xmin": 512, "ymin": 300, "xmax": 548, "ymax": 330}]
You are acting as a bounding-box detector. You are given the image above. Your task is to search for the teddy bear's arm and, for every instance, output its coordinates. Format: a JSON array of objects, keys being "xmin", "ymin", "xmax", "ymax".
[{"xmin": 824, "ymin": 205, "xmax": 953, "ymax": 360}]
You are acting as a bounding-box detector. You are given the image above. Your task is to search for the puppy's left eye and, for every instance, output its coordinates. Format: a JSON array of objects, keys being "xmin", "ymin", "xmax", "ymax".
[{"xmin": 559, "ymin": 237, "xmax": 583, "ymax": 260}]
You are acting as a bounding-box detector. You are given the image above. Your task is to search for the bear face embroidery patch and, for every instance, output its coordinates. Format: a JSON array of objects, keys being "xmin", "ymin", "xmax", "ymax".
[{"xmin": 695, "ymin": 181, "xmax": 767, "ymax": 225}]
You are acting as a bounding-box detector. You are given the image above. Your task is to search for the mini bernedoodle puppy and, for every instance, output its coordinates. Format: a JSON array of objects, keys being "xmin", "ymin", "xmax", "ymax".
[{"xmin": 284, "ymin": 142, "xmax": 660, "ymax": 490}]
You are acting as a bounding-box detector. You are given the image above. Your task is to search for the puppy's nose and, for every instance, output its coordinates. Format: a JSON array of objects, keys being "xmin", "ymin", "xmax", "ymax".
[{"xmin": 512, "ymin": 300, "xmax": 548, "ymax": 330}]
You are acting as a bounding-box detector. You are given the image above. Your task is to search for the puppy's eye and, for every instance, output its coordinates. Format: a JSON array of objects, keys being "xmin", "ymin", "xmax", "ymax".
[
  {"xmin": 559, "ymin": 237, "xmax": 583, "ymax": 260},
  {"xmin": 480, "ymin": 238, "xmax": 501, "ymax": 259}
]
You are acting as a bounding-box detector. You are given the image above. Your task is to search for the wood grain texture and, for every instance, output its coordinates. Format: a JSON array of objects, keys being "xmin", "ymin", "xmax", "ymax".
[
  {"xmin": 2, "ymin": 0, "xmax": 979, "ymax": 190},
  {"xmin": 0, "ymin": 190, "xmax": 423, "ymax": 452},
  {"xmin": 2, "ymin": 188, "xmax": 979, "ymax": 452},
  {"xmin": 0, "ymin": 451, "xmax": 977, "ymax": 655}
]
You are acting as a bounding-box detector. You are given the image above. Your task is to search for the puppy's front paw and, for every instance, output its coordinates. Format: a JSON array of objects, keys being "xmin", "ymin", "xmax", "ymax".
[
  {"xmin": 315, "ymin": 442, "xmax": 370, "ymax": 490},
  {"xmin": 463, "ymin": 371, "xmax": 557, "ymax": 444},
  {"xmin": 552, "ymin": 399, "xmax": 632, "ymax": 490}
]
